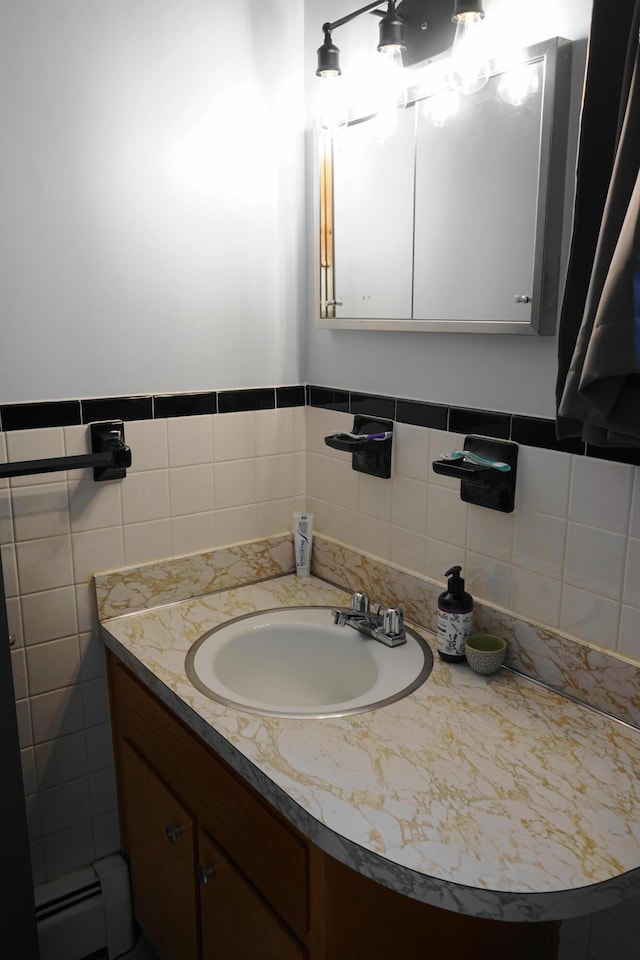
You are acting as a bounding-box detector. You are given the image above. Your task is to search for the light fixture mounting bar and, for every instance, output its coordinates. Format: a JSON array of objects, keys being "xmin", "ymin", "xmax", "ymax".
[{"xmin": 324, "ymin": 0, "xmax": 387, "ymax": 33}]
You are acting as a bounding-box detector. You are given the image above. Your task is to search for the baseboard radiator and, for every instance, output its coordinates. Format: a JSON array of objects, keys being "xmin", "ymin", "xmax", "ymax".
[{"xmin": 35, "ymin": 854, "xmax": 135, "ymax": 960}]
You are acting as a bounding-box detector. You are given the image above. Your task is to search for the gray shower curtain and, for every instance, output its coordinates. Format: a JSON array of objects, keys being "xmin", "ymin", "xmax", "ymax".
[{"xmin": 555, "ymin": 0, "xmax": 640, "ymax": 445}]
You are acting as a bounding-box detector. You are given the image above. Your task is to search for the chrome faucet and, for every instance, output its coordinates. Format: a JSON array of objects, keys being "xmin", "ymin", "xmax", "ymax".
[{"xmin": 332, "ymin": 592, "xmax": 406, "ymax": 647}]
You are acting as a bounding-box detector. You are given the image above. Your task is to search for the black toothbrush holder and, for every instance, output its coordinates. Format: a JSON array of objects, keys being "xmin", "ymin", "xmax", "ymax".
[
  {"xmin": 325, "ymin": 415, "xmax": 393, "ymax": 479},
  {"xmin": 432, "ymin": 435, "xmax": 518, "ymax": 512}
]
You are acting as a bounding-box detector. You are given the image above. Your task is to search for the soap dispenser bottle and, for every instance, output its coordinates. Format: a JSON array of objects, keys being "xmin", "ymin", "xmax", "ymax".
[{"xmin": 437, "ymin": 566, "xmax": 474, "ymax": 663}]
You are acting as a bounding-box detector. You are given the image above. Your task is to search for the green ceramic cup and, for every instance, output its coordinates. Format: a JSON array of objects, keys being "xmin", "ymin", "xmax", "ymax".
[{"xmin": 464, "ymin": 633, "xmax": 507, "ymax": 675}]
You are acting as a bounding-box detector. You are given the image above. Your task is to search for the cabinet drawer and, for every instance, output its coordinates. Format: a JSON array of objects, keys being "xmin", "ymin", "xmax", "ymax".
[{"xmin": 108, "ymin": 654, "xmax": 309, "ymax": 941}]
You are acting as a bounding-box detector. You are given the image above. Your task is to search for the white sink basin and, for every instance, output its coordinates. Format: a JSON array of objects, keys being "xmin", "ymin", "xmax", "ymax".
[{"xmin": 185, "ymin": 606, "xmax": 433, "ymax": 718}]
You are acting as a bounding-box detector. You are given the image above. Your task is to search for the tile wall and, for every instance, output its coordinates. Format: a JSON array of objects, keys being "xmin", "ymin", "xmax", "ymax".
[
  {"xmin": 2, "ymin": 384, "xmax": 640, "ymax": 959},
  {"xmin": 1, "ymin": 404, "xmax": 305, "ymax": 884}
]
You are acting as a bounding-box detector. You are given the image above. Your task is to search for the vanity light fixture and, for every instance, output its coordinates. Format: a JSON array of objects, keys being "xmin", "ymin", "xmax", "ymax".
[{"xmin": 315, "ymin": 0, "xmax": 488, "ymax": 134}]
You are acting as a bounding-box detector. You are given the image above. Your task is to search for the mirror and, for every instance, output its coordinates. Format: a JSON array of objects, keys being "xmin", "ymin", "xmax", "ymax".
[{"xmin": 318, "ymin": 37, "xmax": 572, "ymax": 335}]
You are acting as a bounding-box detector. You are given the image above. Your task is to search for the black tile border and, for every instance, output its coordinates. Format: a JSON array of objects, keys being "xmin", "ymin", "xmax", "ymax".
[
  {"xmin": 0, "ymin": 400, "xmax": 81, "ymax": 432},
  {"xmin": 154, "ymin": 392, "xmax": 217, "ymax": 419},
  {"xmin": 0, "ymin": 384, "xmax": 637, "ymax": 465}
]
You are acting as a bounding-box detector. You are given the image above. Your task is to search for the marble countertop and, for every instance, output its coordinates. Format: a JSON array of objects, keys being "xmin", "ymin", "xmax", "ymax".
[{"xmin": 99, "ymin": 573, "xmax": 640, "ymax": 923}]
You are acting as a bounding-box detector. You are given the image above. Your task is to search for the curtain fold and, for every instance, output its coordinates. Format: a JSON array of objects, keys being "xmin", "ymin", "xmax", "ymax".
[{"xmin": 555, "ymin": 0, "xmax": 640, "ymax": 445}]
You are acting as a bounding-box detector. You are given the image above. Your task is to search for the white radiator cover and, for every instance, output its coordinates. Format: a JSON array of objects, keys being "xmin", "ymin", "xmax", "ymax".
[{"xmin": 36, "ymin": 854, "xmax": 135, "ymax": 960}]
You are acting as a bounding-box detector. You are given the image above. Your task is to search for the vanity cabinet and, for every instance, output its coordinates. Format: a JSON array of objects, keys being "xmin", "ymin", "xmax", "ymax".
[{"xmin": 107, "ymin": 652, "xmax": 559, "ymax": 960}]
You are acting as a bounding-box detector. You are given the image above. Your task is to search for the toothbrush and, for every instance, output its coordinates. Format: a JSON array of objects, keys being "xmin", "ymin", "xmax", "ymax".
[
  {"xmin": 332, "ymin": 431, "xmax": 392, "ymax": 442},
  {"xmin": 442, "ymin": 450, "xmax": 511, "ymax": 471}
]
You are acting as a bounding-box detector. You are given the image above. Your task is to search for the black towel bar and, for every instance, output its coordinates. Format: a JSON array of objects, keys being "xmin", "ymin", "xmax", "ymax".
[{"xmin": 0, "ymin": 421, "xmax": 131, "ymax": 482}]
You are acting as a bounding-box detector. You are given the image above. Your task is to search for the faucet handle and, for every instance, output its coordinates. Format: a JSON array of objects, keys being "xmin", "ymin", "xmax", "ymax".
[
  {"xmin": 383, "ymin": 606, "xmax": 404, "ymax": 638},
  {"xmin": 350, "ymin": 591, "xmax": 370, "ymax": 613}
]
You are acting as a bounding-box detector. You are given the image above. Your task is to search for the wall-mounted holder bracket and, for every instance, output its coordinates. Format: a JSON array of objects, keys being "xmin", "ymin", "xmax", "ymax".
[
  {"xmin": 0, "ymin": 421, "xmax": 131, "ymax": 483},
  {"xmin": 432, "ymin": 435, "xmax": 518, "ymax": 512},
  {"xmin": 325, "ymin": 415, "xmax": 393, "ymax": 479}
]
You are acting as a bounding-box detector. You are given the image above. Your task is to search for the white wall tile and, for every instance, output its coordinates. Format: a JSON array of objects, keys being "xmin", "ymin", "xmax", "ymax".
[
  {"xmin": 35, "ymin": 731, "xmax": 88, "ymax": 790},
  {"xmin": 357, "ymin": 515, "xmax": 391, "ymax": 560},
  {"xmin": 26, "ymin": 636, "xmax": 81, "ymax": 696},
  {"xmin": 93, "ymin": 811, "xmax": 120, "ymax": 861},
  {"xmin": 169, "ymin": 464, "xmax": 214, "ymax": 516},
  {"xmin": 85, "ymin": 723, "xmax": 114, "ymax": 773},
  {"xmin": 16, "ymin": 536, "xmax": 74, "ymax": 594},
  {"xmin": 21, "ymin": 586, "xmax": 78, "ymax": 646},
  {"xmin": 255, "ymin": 499, "xmax": 296, "ymax": 538},
  {"xmin": 78, "ymin": 632, "xmax": 106, "ymax": 682},
  {"xmin": 466, "ymin": 551, "xmax": 511, "ymax": 608},
  {"xmin": 11, "ymin": 647, "xmax": 28, "ymax": 699},
  {"xmin": 293, "ymin": 451, "xmax": 306, "ymax": 496},
  {"xmin": 75, "ymin": 583, "xmax": 98, "ymax": 634},
  {"xmin": 21, "ymin": 748, "xmax": 37, "ymax": 796},
  {"xmin": 255, "ymin": 454, "xmax": 295, "ymax": 502},
  {"xmin": 63, "ymin": 425, "xmax": 91, "ymax": 458},
  {"xmin": 43, "ymin": 821, "xmax": 95, "ymax": 883},
  {"xmin": 12, "ymin": 483, "xmax": 70, "ymax": 541},
  {"xmin": 6, "ymin": 596, "xmax": 24, "ymax": 647},
  {"xmin": 255, "ymin": 408, "xmax": 295, "ymax": 456},
  {"xmin": 7, "ymin": 428, "xmax": 65, "ymax": 487},
  {"xmin": 214, "ymin": 505, "xmax": 258, "ymax": 547},
  {"xmin": 89, "ymin": 768, "xmax": 117, "ymax": 818},
  {"xmin": 629, "ymin": 469, "xmax": 640, "ymax": 539},
  {"xmin": 121, "ymin": 470, "xmax": 169, "ymax": 524},
  {"xmin": 426, "ymin": 539, "xmax": 465, "ymax": 586},
  {"xmin": 467, "ymin": 505, "xmax": 514, "ymax": 563},
  {"xmin": 214, "ymin": 411, "xmax": 255, "ymax": 461},
  {"xmin": 618, "ymin": 605, "xmax": 640, "ymax": 660},
  {"xmin": 391, "ymin": 476, "xmax": 427, "ymax": 534},
  {"xmin": 359, "ymin": 473, "xmax": 392, "ymax": 522},
  {"xmin": 123, "ymin": 519, "xmax": 172, "ymax": 566},
  {"xmin": 509, "ymin": 566, "xmax": 562, "ymax": 628},
  {"xmin": 390, "ymin": 528, "xmax": 427, "ymax": 575},
  {"xmin": 15, "ymin": 698, "xmax": 33, "ymax": 748},
  {"xmin": 292, "ymin": 406, "xmax": 306, "ymax": 451},
  {"xmin": 512, "ymin": 510, "xmax": 566, "ymax": 580},
  {"xmin": 307, "ymin": 497, "xmax": 358, "ymax": 547},
  {"xmin": 121, "ymin": 419, "xmax": 168, "ymax": 473},
  {"xmin": 516, "ymin": 446, "xmax": 571, "ymax": 517},
  {"xmin": 171, "ymin": 512, "xmax": 216, "ymax": 557},
  {"xmin": 71, "ymin": 527, "xmax": 124, "ymax": 584},
  {"xmin": 30, "ymin": 685, "xmax": 85, "ymax": 745},
  {"xmin": 81, "ymin": 677, "xmax": 110, "ymax": 727},
  {"xmin": 569, "ymin": 457, "xmax": 633, "ymax": 534},
  {"xmin": 67, "ymin": 475, "xmax": 122, "ymax": 532},
  {"xmin": 305, "ymin": 452, "xmax": 358, "ymax": 511},
  {"xmin": 560, "ymin": 585, "xmax": 620, "ymax": 649},
  {"xmin": 623, "ymin": 538, "xmax": 640, "ymax": 609},
  {"xmin": 0, "ymin": 484, "xmax": 14, "ymax": 543},
  {"xmin": 214, "ymin": 459, "xmax": 256, "ymax": 509},
  {"xmin": 305, "ymin": 406, "xmax": 349, "ymax": 456},
  {"xmin": 427, "ymin": 485, "xmax": 467, "ymax": 548},
  {"xmin": 39, "ymin": 778, "xmax": 92, "ymax": 837},
  {"xmin": 395, "ymin": 423, "xmax": 431, "ymax": 482},
  {"xmin": 564, "ymin": 523, "xmax": 626, "ymax": 600},
  {"xmin": 1, "ymin": 544, "xmax": 19, "ymax": 597},
  {"xmin": 167, "ymin": 415, "xmax": 214, "ymax": 467}
]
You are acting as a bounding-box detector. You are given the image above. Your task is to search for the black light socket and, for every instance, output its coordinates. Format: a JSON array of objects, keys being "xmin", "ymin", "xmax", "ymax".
[
  {"xmin": 317, "ymin": 26, "xmax": 341, "ymax": 75},
  {"xmin": 378, "ymin": 1, "xmax": 406, "ymax": 52},
  {"xmin": 452, "ymin": 0, "xmax": 484, "ymax": 21}
]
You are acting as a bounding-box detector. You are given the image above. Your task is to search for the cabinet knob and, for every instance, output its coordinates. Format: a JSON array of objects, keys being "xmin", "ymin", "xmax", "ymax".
[
  {"xmin": 197, "ymin": 864, "xmax": 215, "ymax": 886},
  {"xmin": 165, "ymin": 824, "xmax": 185, "ymax": 844}
]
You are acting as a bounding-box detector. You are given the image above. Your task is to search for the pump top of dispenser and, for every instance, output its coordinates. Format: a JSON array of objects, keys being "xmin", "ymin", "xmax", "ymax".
[{"xmin": 445, "ymin": 565, "xmax": 466, "ymax": 594}]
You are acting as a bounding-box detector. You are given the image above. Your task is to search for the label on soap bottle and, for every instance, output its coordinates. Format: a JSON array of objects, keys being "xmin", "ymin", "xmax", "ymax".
[{"xmin": 436, "ymin": 609, "xmax": 473, "ymax": 658}]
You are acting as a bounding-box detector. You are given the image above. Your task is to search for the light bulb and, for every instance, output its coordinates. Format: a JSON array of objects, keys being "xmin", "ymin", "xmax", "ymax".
[
  {"xmin": 448, "ymin": 12, "xmax": 490, "ymax": 96},
  {"xmin": 423, "ymin": 89, "xmax": 460, "ymax": 127},
  {"xmin": 371, "ymin": 45, "xmax": 407, "ymax": 140},
  {"xmin": 315, "ymin": 74, "xmax": 348, "ymax": 137},
  {"xmin": 497, "ymin": 61, "xmax": 540, "ymax": 106}
]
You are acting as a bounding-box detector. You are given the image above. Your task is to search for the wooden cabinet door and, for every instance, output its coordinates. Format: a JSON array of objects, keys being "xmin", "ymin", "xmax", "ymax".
[
  {"xmin": 198, "ymin": 827, "xmax": 307, "ymax": 960},
  {"xmin": 121, "ymin": 740, "xmax": 199, "ymax": 960}
]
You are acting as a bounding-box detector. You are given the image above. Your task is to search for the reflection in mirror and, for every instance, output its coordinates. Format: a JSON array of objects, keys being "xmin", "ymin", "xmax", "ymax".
[{"xmin": 319, "ymin": 37, "xmax": 572, "ymax": 335}]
